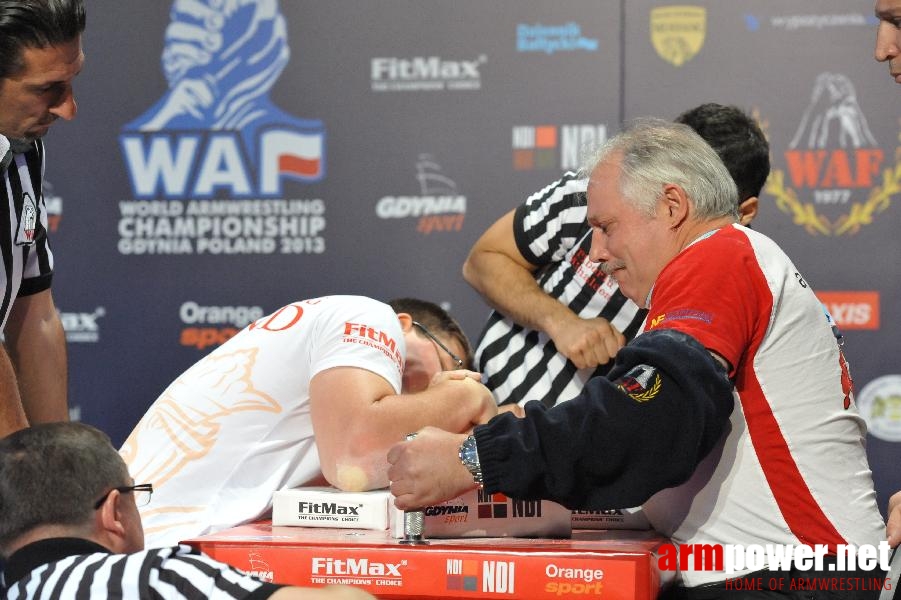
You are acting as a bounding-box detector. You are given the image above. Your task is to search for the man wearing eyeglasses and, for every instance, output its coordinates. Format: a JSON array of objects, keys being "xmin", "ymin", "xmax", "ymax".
[
  {"xmin": 120, "ymin": 295, "xmax": 496, "ymax": 547},
  {"xmin": 0, "ymin": 422, "xmax": 375, "ymax": 599}
]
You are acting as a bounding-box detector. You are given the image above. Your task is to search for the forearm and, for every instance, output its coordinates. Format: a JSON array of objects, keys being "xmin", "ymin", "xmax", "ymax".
[
  {"xmin": 0, "ymin": 345, "xmax": 28, "ymax": 437},
  {"xmin": 474, "ymin": 329, "xmax": 734, "ymax": 509},
  {"xmin": 5, "ymin": 293, "xmax": 68, "ymax": 422},
  {"xmin": 463, "ymin": 249, "xmax": 578, "ymax": 335},
  {"xmin": 348, "ymin": 378, "xmax": 490, "ymax": 456},
  {"xmin": 315, "ymin": 375, "xmax": 493, "ymax": 491}
]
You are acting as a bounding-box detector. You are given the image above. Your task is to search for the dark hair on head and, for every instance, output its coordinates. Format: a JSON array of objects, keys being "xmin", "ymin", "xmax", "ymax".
[
  {"xmin": 388, "ymin": 297, "xmax": 473, "ymax": 370},
  {"xmin": 0, "ymin": 0, "xmax": 86, "ymax": 79},
  {"xmin": 675, "ymin": 103, "xmax": 770, "ymax": 203},
  {"xmin": 0, "ymin": 422, "xmax": 128, "ymax": 554}
]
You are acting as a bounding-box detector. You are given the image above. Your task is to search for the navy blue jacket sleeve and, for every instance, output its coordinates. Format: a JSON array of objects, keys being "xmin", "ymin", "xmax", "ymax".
[{"xmin": 473, "ymin": 328, "xmax": 734, "ymax": 509}]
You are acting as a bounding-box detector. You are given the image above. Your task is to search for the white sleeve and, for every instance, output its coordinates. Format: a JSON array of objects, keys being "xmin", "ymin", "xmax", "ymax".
[{"xmin": 309, "ymin": 296, "xmax": 404, "ymax": 394}]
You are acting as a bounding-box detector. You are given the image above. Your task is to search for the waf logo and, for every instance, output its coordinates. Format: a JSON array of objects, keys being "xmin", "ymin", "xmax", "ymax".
[
  {"xmin": 765, "ymin": 72, "xmax": 897, "ymax": 235},
  {"xmin": 616, "ymin": 364, "xmax": 662, "ymax": 403},
  {"xmin": 119, "ymin": 0, "xmax": 325, "ymax": 199},
  {"xmin": 512, "ymin": 124, "xmax": 607, "ymax": 171},
  {"xmin": 650, "ymin": 5, "xmax": 706, "ymax": 67}
]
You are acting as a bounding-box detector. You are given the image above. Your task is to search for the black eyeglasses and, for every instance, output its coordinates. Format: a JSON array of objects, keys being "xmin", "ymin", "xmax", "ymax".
[
  {"xmin": 412, "ymin": 321, "xmax": 465, "ymax": 370},
  {"xmin": 93, "ymin": 483, "xmax": 153, "ymax": 509}
]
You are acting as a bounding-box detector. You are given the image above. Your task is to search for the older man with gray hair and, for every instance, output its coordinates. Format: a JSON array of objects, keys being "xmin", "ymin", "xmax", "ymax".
[{"xmin": 388, "ymin": 120, "xmax": 886, "ymax": 598}]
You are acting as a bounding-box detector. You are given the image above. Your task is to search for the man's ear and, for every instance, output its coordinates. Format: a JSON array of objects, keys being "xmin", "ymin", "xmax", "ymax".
[
  {"xmin": 396, "ymin": 312, "xmax": 414, "ymax": 332},
  {"xmin": 96, "ymin": 490, "xmax": 128, "ymax": 539},
  {"xmin": 738, "ymin": 196, "xmax": 759, "ymax": 225},
  {"xmin": 661, "ymin": 183, "xmax": 690, "ymax": 228}
]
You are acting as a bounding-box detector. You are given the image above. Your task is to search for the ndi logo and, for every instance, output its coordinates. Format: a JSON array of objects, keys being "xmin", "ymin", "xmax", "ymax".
[
  {"xmin": 512, "ymin": 124, "xmax": 607, "ymax": 171},
  {"xmin": 120, "ymin": 0, "xmax": 325, "ymax": 200}
]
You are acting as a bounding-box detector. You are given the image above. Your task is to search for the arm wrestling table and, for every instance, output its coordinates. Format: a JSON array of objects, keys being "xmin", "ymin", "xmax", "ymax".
[{"xmin": 185, "ymin": 521, "xmax": 666, "ymax": 599}]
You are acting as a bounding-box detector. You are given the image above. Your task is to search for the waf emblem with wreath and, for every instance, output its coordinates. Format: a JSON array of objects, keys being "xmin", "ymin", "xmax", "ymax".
[
  {"xmin": 617, "ymin": 365, "xmax": 662, "ymax": 403},
  {"xmin": 765, "ymin": 73, "xmax": 897, "ymax": 236}
]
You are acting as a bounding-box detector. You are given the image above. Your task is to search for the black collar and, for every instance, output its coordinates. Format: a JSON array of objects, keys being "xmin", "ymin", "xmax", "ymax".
[{"xmin": 3, "ymin": 538, "xmax": 111, "ymax": 587}]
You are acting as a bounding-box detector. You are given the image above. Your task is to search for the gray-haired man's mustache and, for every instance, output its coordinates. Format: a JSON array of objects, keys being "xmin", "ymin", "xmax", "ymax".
[{"xmin": 600, "ymin": 261, "xmax": 625, "ymax": 276}]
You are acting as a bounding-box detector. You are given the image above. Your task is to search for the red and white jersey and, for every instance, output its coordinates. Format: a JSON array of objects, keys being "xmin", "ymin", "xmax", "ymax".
[
  {"xmin": 120, "ymin": 296, "xmax": 404, "ymax": 547},
  {"xmin": 641, "ymin": 225, "xmax": 883, "ymax": 586}
]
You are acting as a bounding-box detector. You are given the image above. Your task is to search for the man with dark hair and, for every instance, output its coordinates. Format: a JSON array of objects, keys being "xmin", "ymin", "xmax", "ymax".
[
  {"xmin": 391, "ymin": 121, "xmax": 884, "ymax": 598},
  {"xmin": 0, "ymin": 0, "xmax": 86, "ymax": 436},
  {"xmin": 121, "ymin": 295, "xmax": 496, "ymax": 547},
  {"xmin": 0, "ymin": 422, "xmax": 374, "ymax": 599},
  {"xmin": 464, "ymin": 103, "xmax": 769, "ymax": 409}
]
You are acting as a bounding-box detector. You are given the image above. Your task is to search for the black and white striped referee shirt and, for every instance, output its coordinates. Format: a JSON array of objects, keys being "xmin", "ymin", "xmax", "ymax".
[
  {"xmin": 2, "ymin": 538, "xmax": 283, "ymax": 600},
  {"xmin": 1, "ymin": 139, "xmax": 54, "ymax": 332},
  {"xmin": 474, "ymin": 172, "xmax": 648, "ymax": 408}
]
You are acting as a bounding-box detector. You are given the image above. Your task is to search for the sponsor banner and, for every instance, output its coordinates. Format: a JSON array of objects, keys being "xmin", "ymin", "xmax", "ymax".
[
  {"xmin": 179, "ymin": 301, "xmax": 265, "ymax": 350},
  {"xmin": 189, "ymin": 523, "xmax": 659, "ymax": 599},
  {"xmin": 512, "ymin": 124, "xmax": 607, "ymax": 172},
  {"xmin": 117, "ymin": 198, "xmax": 327, "ymax": 256},
  {"xmin": 857, "ymin": 375, "xmax": 901, "ymax": 442},
  {"xmin": 744, "ymin": 12, "xmax": 877, "ymax": 32},
  {"xmin": 273, "ymin": 488, "xmax": 392, "ymax": 530},
  {"xmin": 650, "ymin": 5, "xmax": 706, "ymax": 66},
  {"xmin": 815, "ymin": 291, "xmax": 880, "ymax": 330},
  {"xmin": 389, "ymin": 488, "xmax": 571, "ymax": 539},
  {"xmin": 117, "ymin": 0, "xmax": 327, "ymax": 257},
  {"xmin": 375, "ymin": 154, "xmax": 467, "ymax": 235},
  {"xmin": 516, "ymin": 22, "xmax": 599, "ymax": 54},
  {"xmin": 60, "ymin": 307, "xmax": 106, "ymax": 344},
  {"xmin": 572, "ymin": 507, "xmax": 652, "ymax": 530},
  {"xmin": 370, "ymin": 55, "xmax": 486, "ymax": 92}
]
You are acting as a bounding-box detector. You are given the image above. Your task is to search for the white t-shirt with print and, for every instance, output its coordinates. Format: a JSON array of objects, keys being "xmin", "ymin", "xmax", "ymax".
[{"xmin": 120, "ymin": 295, "xmax": 404, "ymax": 546}]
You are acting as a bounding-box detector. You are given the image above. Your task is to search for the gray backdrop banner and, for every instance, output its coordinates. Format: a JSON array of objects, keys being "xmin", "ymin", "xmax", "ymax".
[{"xmin": 44, "ymin": 1, "xmax": 900, "ymax": 514}]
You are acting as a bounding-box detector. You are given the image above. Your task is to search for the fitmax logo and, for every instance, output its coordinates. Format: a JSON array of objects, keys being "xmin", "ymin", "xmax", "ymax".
[
  {"xmin": 297, "ymin": 502, "xmax": 361, "ymax": 516},
  {"xmin": 311, "ymin": 557, "xmax": 403, "ymax": 577}
]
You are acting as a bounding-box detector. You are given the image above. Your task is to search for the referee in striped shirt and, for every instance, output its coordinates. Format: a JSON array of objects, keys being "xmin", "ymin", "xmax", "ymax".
[
  {"xmin": 0, "ymin": 422, "xmax": 374, "ymax": 600},
  {"xmin": 0, "ymin": 0, "xmax": 85, "ymax": 437}
]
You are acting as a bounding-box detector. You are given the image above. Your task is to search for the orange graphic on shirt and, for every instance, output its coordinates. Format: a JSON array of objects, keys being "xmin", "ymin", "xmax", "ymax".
[{"xmin": 120, "ymin": 347, "xmax": 281, "ymax": 528}]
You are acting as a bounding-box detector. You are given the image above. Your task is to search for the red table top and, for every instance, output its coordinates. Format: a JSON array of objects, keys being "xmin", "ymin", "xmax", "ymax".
[{"xmin": 186, "ymin": 521, "xmax": 666, "ymax": 599}]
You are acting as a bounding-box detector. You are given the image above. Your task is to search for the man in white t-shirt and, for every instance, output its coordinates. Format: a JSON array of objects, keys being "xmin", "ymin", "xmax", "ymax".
[{"xmin": 121, "ymin": 296, "xmax": 496, "ymax": 547}]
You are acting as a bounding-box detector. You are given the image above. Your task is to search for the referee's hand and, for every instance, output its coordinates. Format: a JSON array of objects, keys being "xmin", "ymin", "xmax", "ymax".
[{"xmin": 388, "ymin": 427, "xmax": 476, "ymax": 510}]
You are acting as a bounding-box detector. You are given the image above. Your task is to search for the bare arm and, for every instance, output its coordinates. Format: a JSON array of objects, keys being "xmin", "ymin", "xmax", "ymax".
[
  {"xmin": 462, "ymin": 209, "xmax": 624, "ymax": 367},
  {"xmin": 4, "ymin": 289, "xmax": 68, "ymax": 423},
  {"xmin": 309, "ymin": 367, "xmax": 496, "ymax": 491},
  {"xmin": 0, "ymin": 345, "xmax": 28, "ymax": 437}
]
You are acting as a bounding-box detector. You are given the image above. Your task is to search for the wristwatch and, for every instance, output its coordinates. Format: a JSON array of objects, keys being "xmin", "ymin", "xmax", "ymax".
[{"xmin": 459, "ymin": 434, "xmax": 484, "ymax": 487}]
